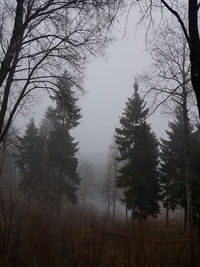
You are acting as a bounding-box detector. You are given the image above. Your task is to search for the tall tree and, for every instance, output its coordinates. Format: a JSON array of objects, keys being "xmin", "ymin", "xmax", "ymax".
[
  {"xmin": 115, "ymin": 80, "xmax": 160, "ymax": 222},
  {"xmin": 160, "ymin": 107, "xmax": 194, "ymax": 228},
  {"xmin": 160, "ymin": 107, "xmax": 200, "ymax": 238},
  {"xmin": 16, "ymin": 72, "xmax": 82, "ymax": 210},
  {"xmin": 104, "ymin": 138, "xmax": 120, "ymax": 220},
  {"xmin": 78, "ymin": 158, "xmax": 95, "ymax": 208},
  {"xmin": 46, "ymin": 72, "xmax": 81, "ymax": 213},
  {"xmin": 159, "ymin": 139, "xmax": 178, "ymax": 228},
  {"xmin": 190, "ymin": 128, "xmax": 200, "ymax": 242},
  {"xmin": 141, "ymin": 19, "xmax": 195, "ymax": 233}
]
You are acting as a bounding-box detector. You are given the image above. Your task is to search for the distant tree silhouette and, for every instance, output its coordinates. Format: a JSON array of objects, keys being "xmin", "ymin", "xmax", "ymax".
[{"xmin": 115, "ymin": 81, "xmax": 160, "ymax": 222}]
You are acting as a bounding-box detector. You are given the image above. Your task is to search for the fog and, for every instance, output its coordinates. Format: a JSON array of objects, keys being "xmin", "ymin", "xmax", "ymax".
[
  {"xmin": 1, "ymin": 2, "xmax": 200, "ymax": 265},
  {"xmin": 16, "ymin": 10, "xmax": 168, "ymax": 180}
]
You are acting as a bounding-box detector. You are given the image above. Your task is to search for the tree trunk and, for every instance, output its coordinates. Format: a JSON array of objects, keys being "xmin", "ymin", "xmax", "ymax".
[
  {"xmin": 166, "ymin": 183, "xmax": 169, "ymax": 228},
  {"xmin": 190, "ymin": 61, "xmax": 200, "ymax": 117},
  {"xmin": 0, "ymin": 0, "xmax": 24, "ymax": 88},
  {"xmin": 198, "ymin": 223, "xmax": 200, "ymax": 247},
  {"xmin": 125, "ymin": 203, "xmax": 128, "ymax": 223},
  {"xmin": 139, "ymin": 209, "xmax": 142, "ymax": 224},
  {"xmin": 27, "ymin": 179, "xmax": 32, "ymax": 212},
  {"xmin": 57, "ymin": 169, "xmax": 62, "ymax": 221},
  {"xmin": 189, "ymin": 0, "xmax": 200, "ymax": 118},
  {"xmin": 107, "ymin": 189, "xmax": 110, "ymax": 218},
  {"xmin": 112, "ymin": 183, "xmax": 116, "ymax": 220},
  {"xmin": 182, "ymin": 75, "xmax": 195, "ymax": 266},
  {"xmin": 131, "ymin": 209, "xmax": 133, "ymax": 223},
  {"xmin": 166, "ymin": 206, "xmax": 169, "ymax": 228},
  {"xmin": 0, "ymin": 142, "xmax": 6, "ymax": 178},
  {"xmin": 112, "ymin": 156, "xmax": 118, "ymax": 220},
  {"xmin": 82, "ymin": 177, "xmax": 87, "ymax": 208},
  {"xmin": 182, "ymin": 88, "xmax": 192, "ymax": 230},
  {"xmin": 184, "ymin": 207, "xmax": 187, "ymax": 233},
  {"xmin": 197, "ymin": 208, "xmax": 200, "ymax": 246},
  {"xmin": 0, "ymin": 2, "xmax": 25, "ymax": 142}
]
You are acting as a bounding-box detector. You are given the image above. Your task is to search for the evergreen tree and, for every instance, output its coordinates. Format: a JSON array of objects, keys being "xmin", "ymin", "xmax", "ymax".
[
  {"xmin": 160, "ymin": 107, "xmax": 194, "ymax": 227},
  {"xmin": 46, "ymin": 71, "xmax": 81, "ymax": 211},
  {"xmin": 16, "ymin": 119, "xmax": 43, "ymax": 206},
  {"xmin": 160, "ymin": 138, "xmax": 178, "ymax": 227},
  {"xmin": 115, "ymin": 81, "xmax": 160, "ymax": 222},
  {"xmin": 160, "ymin": 106, "xmax": 200, "ymax": 234},
  {"xmin": 16, "ymin": 72, "xmax": 81, "ymax": 211}
]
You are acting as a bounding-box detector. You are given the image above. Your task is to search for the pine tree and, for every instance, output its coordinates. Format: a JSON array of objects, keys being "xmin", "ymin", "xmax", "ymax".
[
  {"xmin": 160, "ymin": 139, "xmax": 178, "ymax": 227},
  {"xmin": 46, "ymin": 71, "xmax": 81, "ymax": 212},
  {"xmin": 16, "ymin": 119, "xmax": 43, "ymax": 207},
  {"xmin": 158, "ymin": 107, "xmax": 200, "ymax": 234},
  {"xmin": 16, "ymin": 72, "xmax": 82, "ymax": 211},
  {"xmin": 115, "ymin": 81, "xmax": 160, "ymax": 222},
  {"xmin": 160, "ymin": 107, "xmax": 194, "ymax": 228}
]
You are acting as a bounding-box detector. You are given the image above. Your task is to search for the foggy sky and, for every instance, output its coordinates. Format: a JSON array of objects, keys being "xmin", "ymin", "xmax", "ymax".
[
  {"xmin": 73, "ymin": 12, "xmax": 168, "ymax": 177},
  {"xmin": 15, "ymin": 9, "xmax": 168, "ymax": 179}
]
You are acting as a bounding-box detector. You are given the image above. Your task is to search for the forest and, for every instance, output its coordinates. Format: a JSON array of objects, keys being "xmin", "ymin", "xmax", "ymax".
[{"xmin": 0, "ymin": 1, "xmax": 200, "ymax": 266}]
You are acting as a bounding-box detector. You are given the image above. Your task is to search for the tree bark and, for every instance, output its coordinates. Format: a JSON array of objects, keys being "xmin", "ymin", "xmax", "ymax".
[
  {"xmin": 107, "ymin": 189, "xmax": 110, "ymax": 218},
  {"xmin": 166, "ymin": 181, "xmax": 169, "ymax": 228},
  {"xmin": 0, "ymin": 0, "xmax": 24, "ymax": 88},
  {"xmin": 139, "ymin": 209, "xmax": 142, "ymax": 224},
  {"xmin": 112, "ymin": 183, "xmax": 116, "ymax": 220},
  {"xmin": 184, "ymin": 207, "xmax": 187, "ymax": 233},
  {"xmin": 188, "ymin": 0, "xmax": 200, "ymax": 117},
  {"xmin": 182, "ymin": 76, "xmax": 194, "ymax": 265},
  {"xmin": 57, "ymin": 172, "xmax": 62, "ymax": 221},
  {"xmin": 183, "ymin": 93, "xmax": 192, "ymax": 232},
  {"xmin": 0, "ymin": 8, "xmax": 25, "ymax": 140},
  {"xmin": 125, "ymin": 203, "xmax": 128, "ymax": 223},
  {"xmin": 112, "ymin": 158, "xmax": 117, "ymax": 220},
  {"xmin": 166, "ymin": 206, "xmax": 169, "ymax": 228}
]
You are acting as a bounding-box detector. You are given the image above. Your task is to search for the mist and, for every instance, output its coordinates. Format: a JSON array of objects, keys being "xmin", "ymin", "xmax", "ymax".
[{"xmin": 0, "ymin": 1, "xmax": 200, "ymax": 266}]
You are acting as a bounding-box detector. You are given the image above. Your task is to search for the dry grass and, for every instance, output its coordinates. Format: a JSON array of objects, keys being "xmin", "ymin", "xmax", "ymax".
[{"xmin": 0, "ymin": 199, "xmax": 200, "ymax": 267}]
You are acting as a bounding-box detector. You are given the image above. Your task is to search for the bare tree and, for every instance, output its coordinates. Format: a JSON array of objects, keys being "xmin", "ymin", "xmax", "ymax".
[
  {"xmin": 140, "ymin": 19, "xmax": 195, "ymax": 263},
  {"xmin": 0, "ymin": 126, "xmax": 18, "ymax": 178},
  {"xmin": 103, "ymin": 138, "xmax": 119, "ymax": 219},
  {"xmin": 133, "ymin": 0, "xmax": 200, "ymax": 119},
  {"xmin": 0, "ymin": 0, "xmax": 123, "ymax": 145},
  {"xmin": 141, "ymin": 21, "xmax": 194, "ymax": 110},
  {"xmin": 103, "ymin": 165, "xmax": 112, "ymax": 218},
  {"xmin": 79, "ymin": 158, "xmax": 95, "ymax": 208},
  {"xmin": 109, "ymin": 138, "xmax": 119, "ymax": 220}
]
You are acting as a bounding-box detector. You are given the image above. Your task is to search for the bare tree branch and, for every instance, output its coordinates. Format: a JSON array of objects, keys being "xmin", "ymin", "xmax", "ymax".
[
  {"xmin": 160, "ymin": 0, "xmax": 190, "ymax": 45},
  {"xmin": 0, "ymin": 0, "xmax": 124, "ymax": 144}
]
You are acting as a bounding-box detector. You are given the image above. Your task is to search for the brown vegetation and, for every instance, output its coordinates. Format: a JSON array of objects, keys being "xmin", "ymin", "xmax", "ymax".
[{"xmin": 0, "ymin": 193, "xmax": 200, "ymax": 267}]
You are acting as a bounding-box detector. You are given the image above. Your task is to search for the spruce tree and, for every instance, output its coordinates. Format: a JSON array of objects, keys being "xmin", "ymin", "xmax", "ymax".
[
  {"xmin": 160, "ymin": 107, "xmax": 194, "ymax": 227},
  {"xmin": 159, "ymin": 139, "xmax": 178, "ymax": 227},
  {"xmin": 46, "ymin": 71, "xmax": 81, "ymax": 211},
  {"xmin": 16, "ymin": 119, "xmax": 43, "ymax": 206},
  {"xmin": 115, "ymin": 81, "xmax": 160, "ymax": 222},
  {"xmin": 16, "ymin": 72, "xmax": 82, "ymax": 210}
]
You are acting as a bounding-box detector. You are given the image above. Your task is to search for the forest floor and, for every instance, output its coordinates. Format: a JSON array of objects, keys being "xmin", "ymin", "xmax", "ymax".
[{"xmin": 0, "ymin": 206, "xmax": 200, "ymax": 267}]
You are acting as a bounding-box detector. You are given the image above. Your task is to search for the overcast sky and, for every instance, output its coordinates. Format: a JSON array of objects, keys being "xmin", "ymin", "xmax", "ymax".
[
  {"xmin": 16, "ymin": 9, "xmax": 168, "ymax": 178},
  {"xmin": 73, "ymin": 11, "xmax": 168, "ymax": 175}
]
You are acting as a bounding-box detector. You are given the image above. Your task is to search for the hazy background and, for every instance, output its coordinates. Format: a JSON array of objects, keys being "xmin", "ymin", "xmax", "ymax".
[{"xmin": 15, "ymin": 9, "xmax": 168, "ymax": 180}]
